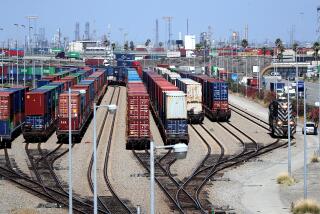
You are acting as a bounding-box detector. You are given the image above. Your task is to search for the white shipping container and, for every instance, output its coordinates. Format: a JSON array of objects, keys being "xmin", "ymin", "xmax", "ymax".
[
  {"xmin": 167, "ymin": 51, "xmax": 181, "ymax": 58},
  {"xmin": 165, "ymin": 91, "xmax": 187, "ymax": 119},
  {"xmin": 176, "ymin": 78, "xmax": 202, "ymax": 114}
]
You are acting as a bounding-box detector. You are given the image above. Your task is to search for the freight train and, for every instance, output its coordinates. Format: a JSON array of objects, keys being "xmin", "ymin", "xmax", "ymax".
[
  {"xmin": 268, "ymin": 99, "xmax": 296, "ymax": 137},
  {"xmin": 126, "ymin": 68, "xmax": 151, "ymax": 150},
  {"xmin": 22, "ymin": 68, "xmax": 93, "ymax": 142},
  {"xmin": 0, "ymin": 87, "xmax": 28, "ymax": 148},
  {"xmin": 154, "ymin": 67, "xmax": 204, "ymax": 123},
  {"xmin": 143, "ymin": 70, "xmax": 189, "ymax": 145},
  {"xmin": 56, "ymin": 69, "xmax": 108, "ymax": 143}
]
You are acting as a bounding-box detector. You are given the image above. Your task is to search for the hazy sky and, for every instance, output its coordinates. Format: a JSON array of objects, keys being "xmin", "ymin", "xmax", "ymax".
[{"xmin": 0, "ymin": 0, "xmax": 318, "ymax": 45}]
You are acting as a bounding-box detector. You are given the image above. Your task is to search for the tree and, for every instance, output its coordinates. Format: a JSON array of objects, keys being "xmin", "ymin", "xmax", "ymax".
[
  {"xmin": 129, "ymin": 41, "xmax": 135, "ymax": 51},
  {"xmin": 103, "ymin": 39, "xmax": 110, "ymax": 47},
  {"xmin": 292, "ymin": 42, "xmax": 299, "ymax": 64},
  {"xmin": 313, "ymin": 42, "xmax": 319, "ymax": 59},
  {"xmin": 195, "ymin": 43, "xmax": 203, "ymax": 51},
  {"xmin": 275, "ymin": 38, "xmax": 282, "ymax": 48},
  {"xmin": 241, "ymin": 39, "xmax": 249, "ymax": 49},
  {"xmin": 313, "ymin": 42, "xmax": 320, "ymax": 70},
  {"xmin": 277, "ymin": 45, "xmax": 285, "ymax": 62},
  {"xmin": 124, "ymin": 41, "xmax": 129, "ymax": 51},
  {"xmin": 275, "ymin": 38, "xmax": 284, "ymax": 62},
  {"xmin": 262, "ymin": 46, "xmax": 267, "ymax": 65},
  {"xmin": 111, "ymin": 43, "xmax": 116, "ymax": 51},
  {"xmin": 145, "ymin": 39, "xmax": 151, "ymax": 47}
]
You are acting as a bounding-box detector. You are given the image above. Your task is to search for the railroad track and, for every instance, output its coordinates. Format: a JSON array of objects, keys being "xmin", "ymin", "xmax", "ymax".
[
  {"xmin": 35, "ymin": 142, "xmax": 102, "ymax": 211},
  {"xmin": 175, "ymin": 124, "xmax": 226, "ymax": 213},
  {"xmin": 229, "ymin": 103, "xmax": 269, "ymax": 130},
  {"xmin": 0, "ymin": 146, "xmax": 95, "ymax": 213},
  {"xmin": 87, "ymin": 86, "xmax": 133, "ymax": 214},
  {"xmin": 194, "ymin": 121, "xmax": 285, "ymax": 213},
  {"xmin": 133, "ymin": 150, "xmax": 191, "ymax": 213},
  {"xmin": 25, "ymin": 142, "xmax": 95, "ymax": 213}
]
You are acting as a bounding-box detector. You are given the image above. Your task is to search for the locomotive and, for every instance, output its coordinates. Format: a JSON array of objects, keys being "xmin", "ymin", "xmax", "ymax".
[{"xmin": 268, "ymin": 99, "xmax": 296, "ymax": 137}]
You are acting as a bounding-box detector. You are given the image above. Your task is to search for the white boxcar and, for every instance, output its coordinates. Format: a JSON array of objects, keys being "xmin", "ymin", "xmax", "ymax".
[{"xmin": 164, "ymin": 91, "xmax": 187, "ymax": 120}]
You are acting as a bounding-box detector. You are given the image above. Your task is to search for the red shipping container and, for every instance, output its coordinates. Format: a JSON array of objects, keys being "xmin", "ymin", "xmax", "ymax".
[
  {"xmin": 58, "ymin": 92, "xmax": 82, "ymax": 130},
  {"xmin": 42, "ymin": 75, "xmax": 59, "ymax": 81},
  {"xmin": 0, "ymin": 65, "xmax": 8, "ymax": 76},
  {"xmin": 71, "ymin": 85, "xmax": 90, "ymax": 106},
  {"xmin": 0, "ymin": 92, "xmax": 11, "ymax": 120},
  {"xmin": 61, "ymin": 76, "xmax": 77, "ymax": 86},
  {"xmin": 25, "ymin": 92, "xmax": 47, "ymax": 116},
  {"xmin": 127, "ymin": 120, "xmax": 150, "ymax": 138},
  {"xmin": 220, "ymin": 101, "xmax": 228, "ymax": 110}
]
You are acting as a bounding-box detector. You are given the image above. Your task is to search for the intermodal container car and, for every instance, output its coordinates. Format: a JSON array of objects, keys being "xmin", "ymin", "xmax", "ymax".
[
  {"xmin": 187, "ymin": 74, "xmax": 231, "ymax": 121},
  {"xmin": 143, "ymin": 71, "xmax": 189, "ymax": 145}
]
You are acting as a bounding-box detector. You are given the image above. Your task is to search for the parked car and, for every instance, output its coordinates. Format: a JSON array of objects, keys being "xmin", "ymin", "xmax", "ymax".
[{"xmin": 302, "ymin": 122, "xmax": 318, "ymax": 135}]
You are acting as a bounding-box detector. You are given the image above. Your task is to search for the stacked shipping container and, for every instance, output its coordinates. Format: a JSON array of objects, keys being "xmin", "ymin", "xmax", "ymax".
[
  {"xmin": 56, "ymin": 69, "xmax": 108, "ymax": 143},
  {"xmin": 188, "ymin": 74, "xmax": 231, "ymax": 121},
  {"xmin": 126, "ymin": 81, "xmax": 151, "ymax": 149},
  {"xmin": 0, "ymin": 87, "xmax": 27, "ymax": 145},
  {"xmin": 22, "ymin": 68, "xmax": 94, "ymax": 142},
  {"xmin": 143, "ymin": 71, "xmax": 188, "ymax": 145}
]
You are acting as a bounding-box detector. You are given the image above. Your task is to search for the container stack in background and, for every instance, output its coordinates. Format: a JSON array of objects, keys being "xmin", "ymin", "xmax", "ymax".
[{"xmin": 126, "ymin": 68, "xmax": 151, "ymax": 150}]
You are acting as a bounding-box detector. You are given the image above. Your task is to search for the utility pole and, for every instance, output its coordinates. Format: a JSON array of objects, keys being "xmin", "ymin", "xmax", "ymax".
[
  {"xmin": 155, "ymin": 19, "xmax": 159, "ymax": 47},
  {"xmin": 25, "ymin": 16, "xmax": 38, "ymax": 54},
  {"xmin": 163, "ymin": 16, "xmax": 173, "ymax": 50}
]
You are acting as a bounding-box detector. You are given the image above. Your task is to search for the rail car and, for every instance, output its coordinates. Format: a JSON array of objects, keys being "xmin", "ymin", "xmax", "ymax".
[
  {"xmin": 0, "ymin": 87, "xmax": 28, "ymax": 148},
  {"xmin": 56, "ymin": 69, "xmax": 108, "ymax": 143},
  {"xmin": 126, "ymin": 68, "xmax": 151, "ymax": 150},
  {"xmin": 183, "ymin": 73, "xmax": 231, "ymax": 122},
  {"xmin": 143, "ymin": 70, "xmax": 189, "ymax": 145},
  {"xmin": 154, "ymin": 67, "xmax": 204, "ymax": 124},
  {"xmin": 22, "ymin": 68, "xmax": 93, "ymax": 142},
  {"xmin": 268, "ymin": 99, "xmax": 296, "ymax": 137}
]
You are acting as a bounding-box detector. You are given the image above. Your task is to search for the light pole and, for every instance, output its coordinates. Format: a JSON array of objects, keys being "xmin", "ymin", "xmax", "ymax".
[
  {"xmin": 245, "ymin": 57, "xmax": 248, "ymax": 97},
  {"xmin": 287, "ymin": 80, "xmax": 291, "ymax": 176},
  {"xmin": 0, "ymin": 28, "xmax": 4, "ymax": 87},
  {"xmin": 14, "ymin": 24, "xmax": 19, "ymax": 86},
  {"xmin": 303, "ymin": 83, "xmax": 307, "ymax": 199},
  {"xmin": 296, "ymin": 50, "xmax": 299, "ymax": 119},
  {"xmin": 21, "ymin": 25, "xmax": 26, "ymax": 87},
  {"xmin": 93, "ymin": 103, "xmax": 117, "ymax": 214},
  {"xmin": 68, "ymin": 88, "xmax": 73, "ymax": 214},
  {"xmin": 149, "ymin": 142, "xmax": 188, "ymax": 214}
]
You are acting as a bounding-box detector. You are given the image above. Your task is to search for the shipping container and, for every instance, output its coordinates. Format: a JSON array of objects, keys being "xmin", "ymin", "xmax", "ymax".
[{"xmin": 176, "ymin": 78, "xmax": 204, "ymax": 123}]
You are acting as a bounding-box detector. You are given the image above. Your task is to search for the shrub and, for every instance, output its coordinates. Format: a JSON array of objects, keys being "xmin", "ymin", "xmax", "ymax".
[
  {"xmin": 292, "ymin": 199, "xmax": 320, "ymax": 214},
  {"xmin": 277, "ymin": 172, "xmax": 295, "ymax": 186},
  {"xmin": 311, "ymin": 153, "xmax": 319, "ymax": 163}
]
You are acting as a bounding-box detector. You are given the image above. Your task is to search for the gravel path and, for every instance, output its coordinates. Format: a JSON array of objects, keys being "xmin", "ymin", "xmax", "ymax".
[
  {"xmin": 206, "ymin": 94, "xmax": 320, "ymax": 214},
  {"xmin": 170, "ymin": 124, "xmax": 207, "ymax": 181}
]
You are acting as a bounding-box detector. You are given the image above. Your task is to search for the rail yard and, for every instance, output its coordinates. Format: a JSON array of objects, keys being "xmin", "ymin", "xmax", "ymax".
[{"xmin": 1, "ymin": 2, "xmax": 320, "ymax": 213}]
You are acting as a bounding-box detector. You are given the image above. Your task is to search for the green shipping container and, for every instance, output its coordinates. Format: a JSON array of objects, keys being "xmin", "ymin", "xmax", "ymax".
[
  {"xmin": 51, "ymin": 48, "xmax": 64, "ymax": 53},
  {"xmin": 67, "ymin": 51, "xmax": 81, "ymax": 59},
  {"xmin": 43, "ymin": 67, "xmax": 55, "ymax": 75}
]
